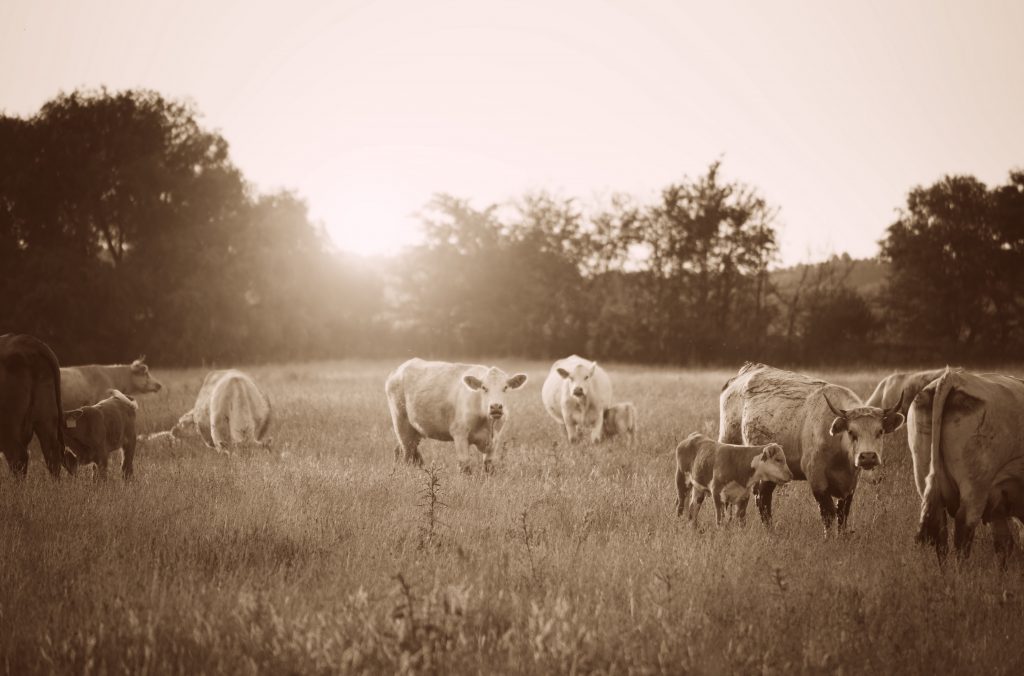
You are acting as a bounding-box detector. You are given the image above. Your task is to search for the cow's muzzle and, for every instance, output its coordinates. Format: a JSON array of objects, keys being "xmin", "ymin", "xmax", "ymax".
[
  {"xmin": 572, "ymin": 387, "xmax": 585, "ymax": 398},
  {"xmin": 489, "ymin": 404, "xmax": 504, "ymax": 419},
  {"xmin": 856, "ymin": 452, "xmax": 880, "ymax": 470}
]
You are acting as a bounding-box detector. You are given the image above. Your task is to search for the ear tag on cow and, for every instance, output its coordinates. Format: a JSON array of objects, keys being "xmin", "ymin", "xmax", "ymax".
[{"xmin": 66, "ymin": 418, "xmax": 77, "ymax": 428}]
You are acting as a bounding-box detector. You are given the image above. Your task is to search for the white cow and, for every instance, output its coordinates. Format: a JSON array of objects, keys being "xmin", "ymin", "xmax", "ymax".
[
  {"xmin": 542, "ymin": 355, "xmax": 613, "ymax": 443},
  {"xmin": 385, "ymin": 358, "xmax": 528, "ymax": 472},
  {"xmin": 172, "ymin": 369, "xmax": 272, "ymax": 452}
]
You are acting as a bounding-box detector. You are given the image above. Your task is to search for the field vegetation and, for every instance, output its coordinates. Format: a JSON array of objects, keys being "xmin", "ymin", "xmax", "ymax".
[{"xmin": 2, "ymin": 360, "xmax": 1023, "ymax": 674}]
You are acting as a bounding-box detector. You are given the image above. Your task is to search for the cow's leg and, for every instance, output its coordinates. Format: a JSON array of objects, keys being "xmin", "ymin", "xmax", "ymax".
[
  {"xmin": 813, "ymin": 490, "xmax": 837, "ymax": 535},
  {"xmin": 121, "ymin": 438, "xmax": 137, "ymax": 480},
  {"xmin": 953, "ymin": 503, "xmax": 980, "ymax": 560},
  {"xmin": 735, "ymin": 495, "xmax": 750, "ymax": 525},
  {"xmin": 837, "ymin": 492, "xmax": 855, "ymax": 533},
  {"xmin": 588, "ymin": 407, "xmax": 605, "ymax": 444},
  {"xmin": 711, "ymin": 484, "xmax": 725, "ymax": 526},
  {"xmin": 675, "ymin": 470, "xmax": 691, "ymax": 517},
  {"xmin": 917, "ymin": 479, "xmax": 949, "ymax": 562},
  {"xmin": 1, "ymin": 446, "xmax": 29, "ymax": 478},
  {"xmin": 454, "ymin": 435, "xmax": 473, "ymax": 474},
  {"xmin": 992, "ymin": 517, "xmax": 1014, "ymax": 568},
  {"xmin": 563, "ymin": 419, "xmax": 580, "ymax": 444},
  {"xmin": 1, "ymin": 414, "xmax": 34, "ymax": 477},
  {"xmin": 479, "ymin": 441, "xmax": 497, "ymax": 474},
  {"xmin": 95, "ymin": 454, "xmax": 109, "ymax": 482},
  {"xmin": 32, "ymin": 420, "xmax": 63, "ymax": 478},
  {"xmin": 388, "ymin": 406, "xmax": 423, "ymax": 465},
  {"xmin": 687, "ymin": 489, "xmax": 707, "ymax": 526},
  {"xmin": 210, "ymin": 414, "xmax": 233, "ymax": 454},
  {"xmin": 754, "ymin": 481, "xmax": 776, "ymax": 526}
]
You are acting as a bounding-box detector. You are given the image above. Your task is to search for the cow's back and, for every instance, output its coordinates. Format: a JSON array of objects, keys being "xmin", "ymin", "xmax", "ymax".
[
  {"xmin": 720, "ymin": 363, "xmax": 848, "ymax": 475},
  {"xmin": 388, "ymin": 359, "xmax": 465, "ymax": 440},
  {"xmin": 60, "ymin": 365, "xmax": 117, "ymax": 409},
  {"xmin": 867, "ymin": 369, "xmax": 944, "ymax": 414},
  {"xmin": 209, "ymin": 370, "xmax": 271, "ymax": 444},
  {"xmin": 934, "ymin": 372, "xmax": 1024, "ymax": 504}
]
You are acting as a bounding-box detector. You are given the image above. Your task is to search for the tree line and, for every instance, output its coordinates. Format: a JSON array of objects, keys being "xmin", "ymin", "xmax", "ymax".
[{"xmin": 2, "ymin": 89, "xmax": 1022, "ymax": 366}]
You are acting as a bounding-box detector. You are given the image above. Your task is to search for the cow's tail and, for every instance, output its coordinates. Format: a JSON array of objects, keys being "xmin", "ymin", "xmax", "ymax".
[
  {"xmin": 926, "ymin": 368, "xmax": 956, "ymax": 504},
  {"xmin": 918, "ymin": 367, "xmax": 956, "ymax": 555},
  {"xmin": 36, "ymin": 339, "xmax": 65, "ymax": 456}
]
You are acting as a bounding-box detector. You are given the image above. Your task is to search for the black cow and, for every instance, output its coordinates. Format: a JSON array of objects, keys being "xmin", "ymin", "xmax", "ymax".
[{"xmin": 0, "ymin": 333, "xmax": 65, "ymax": 477}]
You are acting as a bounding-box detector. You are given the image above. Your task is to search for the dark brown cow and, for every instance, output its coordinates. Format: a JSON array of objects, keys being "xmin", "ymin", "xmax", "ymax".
[
  {"xmin": 0, "ymin": 333, "xmax": 65, "ymax": 477},
  {"xmin": 63, "ymin": 390, "xmax": 138, "ymax": 480}
]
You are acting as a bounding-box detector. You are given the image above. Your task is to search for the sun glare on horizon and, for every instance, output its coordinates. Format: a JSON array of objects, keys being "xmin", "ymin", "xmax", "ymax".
[{"xmin": 315, "ymin": 184, "xmax": 423, "ymax": 258}]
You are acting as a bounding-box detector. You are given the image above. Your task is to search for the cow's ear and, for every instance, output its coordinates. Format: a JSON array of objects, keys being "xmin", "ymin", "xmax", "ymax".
[
  {"xmin": 65, "ymin": 409, "xmax": 85, "ymax": 428},
  {"xmin": 829, "ymin": 417, "xmax": 848, "ymax": 436},
  {"xmin": 556, "ymin": 368, "xmax": 569, "ymax": 379},
  {"xmin": 883, "ymin": 412, "xmax": 905, "ymax": 434},
  {"xmin": 506, "ymin": 373, "xmax": 528, "ymax": 390},
  {"xmin": 131, "ymin": 360, "xmax": 147, "ymax": 374},
  {"xmin": 589, "ymin": 362, "xmax": 598, "ymax": 376},
  {"xmin": 463, "ymin": 375, "xmax": 484, "ymax": 391}
]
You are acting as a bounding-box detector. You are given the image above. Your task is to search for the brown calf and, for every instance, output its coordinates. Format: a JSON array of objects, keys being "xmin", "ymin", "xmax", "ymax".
[
  {"xmin": 675, "ymin": 432, "xmax": 793, "ymax": 526},
  {"xmin": 63, "ymin": 390, "xmax": 138, "ymax": 480}
]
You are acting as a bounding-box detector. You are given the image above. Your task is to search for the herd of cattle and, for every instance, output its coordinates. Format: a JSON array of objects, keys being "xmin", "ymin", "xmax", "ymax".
[{"xmin": 2, "ymin": 332, "xmax": 1023, "ymax": 564}]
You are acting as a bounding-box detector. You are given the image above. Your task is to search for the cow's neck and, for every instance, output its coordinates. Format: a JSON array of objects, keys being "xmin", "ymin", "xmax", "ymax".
[{"xmin": 105, "ymin": 365, "xmax": 135, "ymax": 391}]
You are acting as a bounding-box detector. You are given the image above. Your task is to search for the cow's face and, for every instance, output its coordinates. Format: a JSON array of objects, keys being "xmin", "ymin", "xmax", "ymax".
[
  {"xmin": 556, "ymin": 361, "xmax": 598, "ymax": 401},
  {"xmin": 750, "ymin": 443, "xmax": 793, "ymax": 484},
  {"xmin": 462, "ymin": 368, "xmax": 528, "ymax": 421},
  {"xmin": 829, "ymin": 408, "xmax": 905, "ymax": 470},
  {"xmin": 130, "ymin": 358, "xmax": 163, "ymax": 394}
]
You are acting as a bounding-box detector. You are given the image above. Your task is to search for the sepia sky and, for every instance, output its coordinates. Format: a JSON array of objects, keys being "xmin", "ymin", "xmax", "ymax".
[{"xmin": 2, "ymin": 0, "xmax": 1023, "ymax": 265}]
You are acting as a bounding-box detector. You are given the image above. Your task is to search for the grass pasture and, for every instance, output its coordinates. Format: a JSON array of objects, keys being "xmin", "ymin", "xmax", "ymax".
[{"xmin": 2, "ymin": 360, "xmax": 1023, "ymax": 674}]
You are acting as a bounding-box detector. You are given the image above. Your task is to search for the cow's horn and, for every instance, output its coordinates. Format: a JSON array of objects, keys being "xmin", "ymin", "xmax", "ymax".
[
  {"xmin": 823, "ymin": 392, "xmax": 847, "ymax": 418},
  {"xmin": 885, "ymin": 390, "xmax": 905, "ymax": 417}
]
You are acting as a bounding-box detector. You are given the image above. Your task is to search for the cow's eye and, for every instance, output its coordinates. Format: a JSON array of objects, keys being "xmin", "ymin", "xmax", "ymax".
[
  {"xmin": 850, "ymin": 432, "xmax": 858, "ymax": 442},
  {"xmin": 481, "ymin": 386, "xmax": 489, "ymax": 393}
]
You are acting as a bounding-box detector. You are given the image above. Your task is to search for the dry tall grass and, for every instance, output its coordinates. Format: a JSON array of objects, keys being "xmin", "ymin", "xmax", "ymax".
[{"xmin": 2, "ymin": 360, "xmax": 1022, "ymax": 674}]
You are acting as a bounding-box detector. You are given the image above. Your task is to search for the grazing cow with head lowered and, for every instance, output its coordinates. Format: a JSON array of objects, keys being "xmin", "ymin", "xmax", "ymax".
[
  {"xmin": 63, "ymin": 390, "xmax": 138, "ymax": 480},
  {"xmin": 0, "ymin": 334, "xmax": 65, "ymax": 477},
  {"xmin": 61, "ymin": 357, "xmax": 163, "ymax": 409},
  {"xmin": 385, "ymin": 358, "xmax": 528, "ymax": 472},
  {"xmin": 675, "ymin": 432, "xmax": 793, "ymax": 525},
  {"xmin": 541, "ymin": 355, "xmax": 613, "ymax": 443},
  {"xmin": 603, "ymin": 402, "xmax": 637, "ymax": 443},
  {"xmin": 719, "ymin": 363, "xmax": 905, "ymax": 534},
  {"xmin": 172, "ymin": 370, "xmax": 272, "ymax": 452},
  {"xmin": 912, "ymin": 368, "xmax": 1024, "ymax": 562}
]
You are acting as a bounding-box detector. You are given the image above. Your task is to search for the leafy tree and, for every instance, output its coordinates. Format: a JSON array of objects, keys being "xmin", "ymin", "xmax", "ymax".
[{"xmin": 880, "ymin": 173, "xmax": 1024, "ymax": 356}]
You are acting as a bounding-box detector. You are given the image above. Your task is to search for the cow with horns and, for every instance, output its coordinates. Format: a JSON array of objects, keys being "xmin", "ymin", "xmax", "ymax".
[{"xmin": 719, "ymin": 363, "xmax": 905, "ymax": 535}]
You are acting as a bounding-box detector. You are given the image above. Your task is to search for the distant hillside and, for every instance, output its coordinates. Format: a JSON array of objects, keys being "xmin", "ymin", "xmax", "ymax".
[{"xmin": 771, "ymin": 255, "xmax": 889, "ymax": 298}]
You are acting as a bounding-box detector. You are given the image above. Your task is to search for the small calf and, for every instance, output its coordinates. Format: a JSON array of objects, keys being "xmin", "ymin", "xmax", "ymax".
[
  {"xmin": 674, "ymin": 432, "xmax": 792, "ymax": 526},
  {"xmin": 602, "ymin": 402, "xmax": 637, "ymax": 443},
  {"xmin": 63, "ymin": 390, "xmax": 138, "ymax": 480}
]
